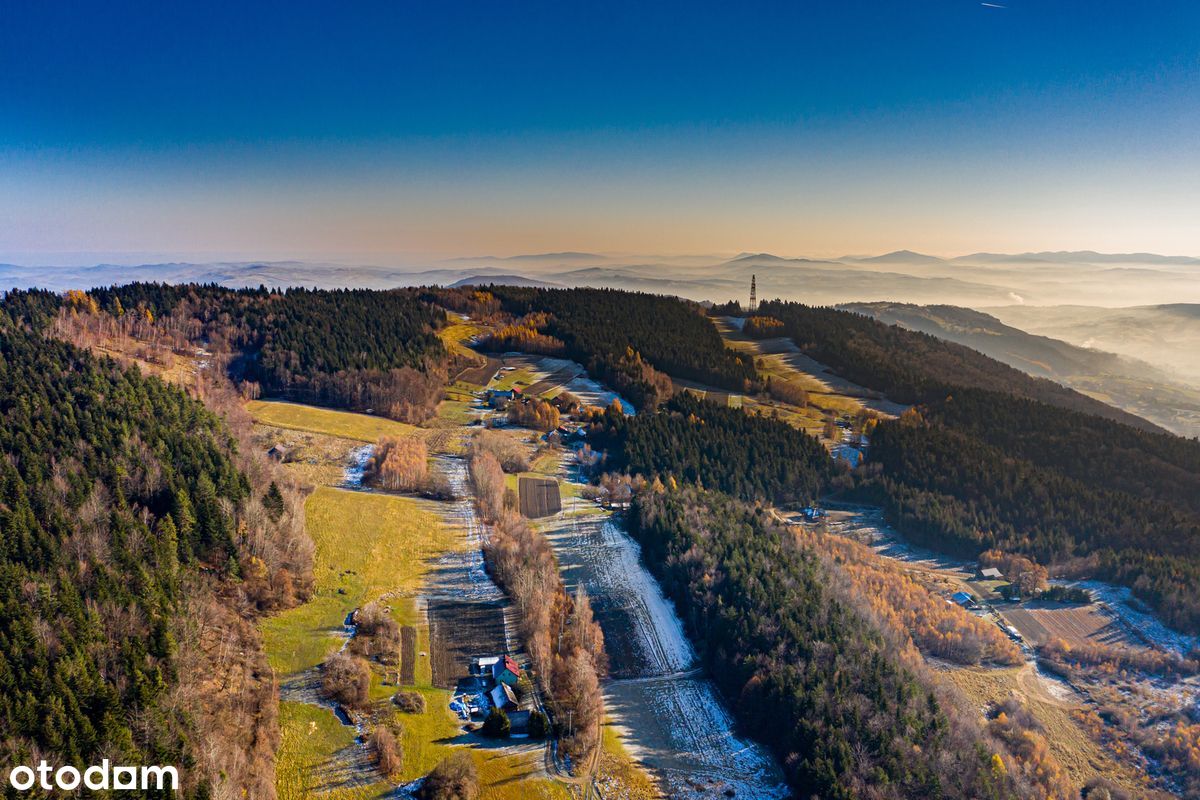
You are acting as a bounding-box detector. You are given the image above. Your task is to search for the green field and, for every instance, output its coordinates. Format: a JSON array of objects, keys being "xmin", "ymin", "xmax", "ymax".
[
  {"xmin": 491, "ymin": 367, "xmax": 536, "ymax": 391},
  {"xmin": 248, "ymin": 400, "xmax": 422, "ymax": 443},
  {"xmin": 263, "ymin": 487, "xmax": 460, "ymax": 675},
  {"xmin": 276, "ymin": 701, "xmax": 388, "ymax": 800},
  {"xmin": 258, "ymin": 401, "xmax": 576, "ymax": 799}
]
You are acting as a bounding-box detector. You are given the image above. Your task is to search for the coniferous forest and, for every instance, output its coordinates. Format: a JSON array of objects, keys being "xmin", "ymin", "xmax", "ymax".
[
  {"xmin": 0, "ymin": 318, "xmax": 310, "ymax": 798},
  {"xmin": 590, "ymin": 392, "xmax": 831, "ymax": 504},
  {"xmin": 629, "ymin": 488, "xmax": 1025, "ymax": 800},
  {"xmin": 753, "ymin": 300, "xmax": 1161, "ymax": 429},
  {"xmin": 483, "ymin": 286, "xmax": 759, "ymax": 407},
  {"xmin": 84, "ymin": 284, "xmax": 450, "ymax": 420},
  {"xmin": 730, "ymin": 301, "xmax": 1200, "ymax": 634}
]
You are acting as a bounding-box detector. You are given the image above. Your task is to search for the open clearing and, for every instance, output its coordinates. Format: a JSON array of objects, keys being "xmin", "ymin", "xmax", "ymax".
[
  {"xmin": 714, "ymin": 316, "xmax": 907, "ymax": 419},
  {"xmin": 942, "ymin": 665, "xmax": 1148, "ymax": 792},
  {"xmin": 262, "ymin": 486, "xmax": 459, "ymax": 676},
  {"xmin": 248, "ymin": 399, "xmax": 422, "ymax": 442},
  {"xmin": 486, "ymin": 353, "xmax": 635, "ymax": 412}
]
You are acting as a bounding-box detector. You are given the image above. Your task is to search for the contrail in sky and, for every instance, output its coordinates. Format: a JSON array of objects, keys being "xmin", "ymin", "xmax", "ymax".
[{"xmin": 981, "ymin": 2, "xmax": 1007, "ymax": 7}]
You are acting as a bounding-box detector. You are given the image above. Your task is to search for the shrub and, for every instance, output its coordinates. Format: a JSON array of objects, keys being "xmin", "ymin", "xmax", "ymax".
[
  {"xmin": 353, "ymin": 601, "xmax": 401, "ymax": 662},
  {"xmin": 369, "ymin": 726, "xmax": 402, "ymax": 777},
  {"xmin": 1040, "ymin": 585, "xmax": 1092, "ymax": 604},
  {"xmin": 417, "ymin": 752, "xmax": 480, "ymax": 800},
  {"xmin": 527, "ymin": 710, "xmax": 550, "ymax": 739},
  {"xmin": 482, "ymin": 707, "xmax": 511, "ymax": 738},
  {"xmin": 364, "ymin": 434, "xmax": 428, "ymax": 491},
  {"xmin": 393, "ymin": 689, "xmax": 427, "ymax": 714},
  {"xmin": 472, "ymin": 429, "xmax": 530, "ymax": 473},
  {"xmin": 321, "ymin": 652, "xmax": 371, "ymax": 708}
]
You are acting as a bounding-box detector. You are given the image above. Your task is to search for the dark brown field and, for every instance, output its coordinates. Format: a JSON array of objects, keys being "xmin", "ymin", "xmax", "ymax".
[
  {"xmin": 518, "ymin": 475, "xmax": 561, "ymax": 518},
  {"xmin": 1002, "ymin": 603, "xmax": 1129, "ymax": 648},
  {"xmin": 455, "ymin": 356, "xmax": 502, "ymax": 387},
  {"xmin": 427, "ymin": 598, "xmax": 509, "ymax": 689},
  {"xmin": 399, "ymin": 625, "xmax": 417, "ymax": 685}
]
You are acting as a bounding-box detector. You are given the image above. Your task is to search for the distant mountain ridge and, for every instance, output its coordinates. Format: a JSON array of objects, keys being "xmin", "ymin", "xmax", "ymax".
[
  {"xmin": 4, "ymin": 246, "xmax": 1197, "ymax": 310},
  {"xmin": 449, "ymin": 274, "xmax": 563, "ymax": 288},
  {"xmin": 841, "ymin": 301, "xmax": 1200, "ymax": 437}
]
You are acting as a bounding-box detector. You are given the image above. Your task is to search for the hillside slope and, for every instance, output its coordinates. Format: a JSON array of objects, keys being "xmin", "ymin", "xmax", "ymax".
[{"xmin": 840, "ymin": 302, "xmax": 1200, "ymax": 437}]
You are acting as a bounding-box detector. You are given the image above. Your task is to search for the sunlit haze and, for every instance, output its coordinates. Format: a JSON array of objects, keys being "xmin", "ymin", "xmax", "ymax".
[{"xmin": 3, "ymin": 1, "xmax": 1199, "ymax": 264}]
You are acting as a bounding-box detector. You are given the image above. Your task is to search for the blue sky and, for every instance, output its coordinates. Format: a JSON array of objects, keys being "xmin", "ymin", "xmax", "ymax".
[{"xmin": 2, "ymin": 1, "xmax": 1198, "ymax": 261}]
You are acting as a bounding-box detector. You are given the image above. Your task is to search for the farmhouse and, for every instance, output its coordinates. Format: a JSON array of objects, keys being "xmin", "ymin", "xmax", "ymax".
[
  {"xmin": 492, "ymin": 654, "xmax": 522, "ymax": 687},
  {"xmin": 486, "ymin": 387, "xmax": 521, "ymax": 409},
  {"xmin": 979, "ymin": 567, "xmax": 1004, "ymax": 580},
  {"xmin": 489, "ymin": 682, "xmax": 519, "ymax": 712},
  {"xmin": 952, "ymin": 591, "xmax": 976, "ymax": 608}
]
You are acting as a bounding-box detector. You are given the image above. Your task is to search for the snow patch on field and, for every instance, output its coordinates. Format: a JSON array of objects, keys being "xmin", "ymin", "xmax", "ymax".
[
  {"xmin": 428, "ymin": 455, "xmax": 508, "ymax": 604},
  {"xmin": 533, "ymin": 356, "xmax": 636, "ymax": 413},
  {"xmin": 544, "ymin": 464, "xmax": 787, "ymax": 796},
  {"xmin": 605, "ymin": 677, "xmax": 789, "ymax": 799},
  {"xmin": 547, "ymin": 516, "xmax": 694, "ymax": 676},
  {"xmin": 1076, "ymin": 580, "xmax": 1200, "ymax": 658},
  {"xmin": 341, "ymin": 444, "xmax": 373, "ymax": 488}
]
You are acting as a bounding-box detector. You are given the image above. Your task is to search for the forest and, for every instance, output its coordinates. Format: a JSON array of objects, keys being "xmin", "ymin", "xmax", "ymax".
[
  {"xmin": 629, "ymin": 488, "xmax": 1045, "ymax": 800},
  {"xmin": 867, "ymin": 413, "xmax": 1200, "ymax": 633},
  {"xmin": 738, "ymin": 300, "xmax": 1200, "ymax": 634},
  {"xmin": 0, "ymin": 321, "xmax": 310, "ymax": 798},
  {"xmin": 473, "ymin": 286, "xmax": 759, "ymax": 408},
  {"xmin": 588, "ymin": 392, "xmax": 831, "ymax": 504},
  {"xmin": 752, "ymin": 300, "xmax": 1160, "ymax": 430},
  {"xmin": 54, "ymin": 284, "xmax": 450, "ymax": 421}
]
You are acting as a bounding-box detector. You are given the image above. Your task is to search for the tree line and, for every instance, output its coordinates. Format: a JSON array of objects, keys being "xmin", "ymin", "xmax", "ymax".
[
  {"xmin": 468, "ymin": 438, "xmax": 606, "ymax": 765},
  {"xmin": 42, "ymin": 284, "xmax": 451, "ymax": 422}
]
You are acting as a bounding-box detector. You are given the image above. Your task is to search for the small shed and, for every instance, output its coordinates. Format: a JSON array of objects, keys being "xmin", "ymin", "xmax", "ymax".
[{"xmin": 267, "ymin": 444, "xmax": 289, "ymax": 462}]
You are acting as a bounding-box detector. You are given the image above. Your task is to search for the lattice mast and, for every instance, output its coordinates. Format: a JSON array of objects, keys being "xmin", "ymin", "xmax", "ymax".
[{"xmin": 749, "ymin": 274, "xmax": 757, "ymax": 312}]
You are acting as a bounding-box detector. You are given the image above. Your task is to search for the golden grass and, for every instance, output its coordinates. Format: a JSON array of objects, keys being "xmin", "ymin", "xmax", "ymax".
[
  {"xmin": 492, "ymin": 368, "xmax": 536, "ymax": 391},
  {"xmin": 254, "ymin": 423, "xmax": 359, "ymax": 487},
  {"xmin": 941, "ymin": 665, "xmax": 1146, "ymax": 792},
  {"xmin": 262, "ymin": 487, "xmax": 460, "ymax": 676},
  {"xmin": 276, "ymin": 702, "xmax": 388, "ymax": 800},
  {"xmin": 260, "ymin": 399, "xmax": 573, "ymax": 799},
  {"xmin": 247, "ymin": 400, "xmax": 422, "ymax": 443},
  {"xmin": 439, "ymin": 318, "xmax": 489, "ymax": 363}
]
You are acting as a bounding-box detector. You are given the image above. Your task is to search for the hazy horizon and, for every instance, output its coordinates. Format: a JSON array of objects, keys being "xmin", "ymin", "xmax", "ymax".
[{"xmin": 5, "ymin": 2, "xmax": 1200, "ymax": 263}]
